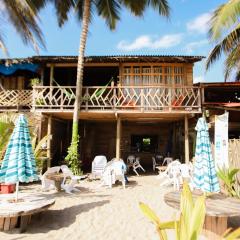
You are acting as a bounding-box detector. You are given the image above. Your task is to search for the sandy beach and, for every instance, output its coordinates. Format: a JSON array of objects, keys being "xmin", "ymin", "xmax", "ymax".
[{"xmin": 0, "ymin": 175, "xmax": 179, "ymax": 240}]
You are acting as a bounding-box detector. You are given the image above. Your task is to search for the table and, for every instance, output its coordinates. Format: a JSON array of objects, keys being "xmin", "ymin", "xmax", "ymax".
[
  {"xmin": 0, "ymin": 194, "xmax": 55, "ymax": 232},
  {"xmin": 46, "ymin": 173, "xmax": 64, "ymax": 191},
  {"xmin": 164, "ymin": 191, "xmax": 240, "ymax": 237}
]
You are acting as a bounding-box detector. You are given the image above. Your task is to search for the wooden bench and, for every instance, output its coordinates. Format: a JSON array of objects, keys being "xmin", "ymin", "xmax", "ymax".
[
  {"xmin": 164, "ymin": 191, "xmax": 240, "ymax": 238},
  {"xmin": 0, "ymin": 194, "xmax": 55, "ymax": 233}
]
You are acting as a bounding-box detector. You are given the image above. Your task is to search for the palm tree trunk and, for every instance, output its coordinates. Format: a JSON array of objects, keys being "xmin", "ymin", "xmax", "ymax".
[{"xmin": 72, "ymin": 0, "xmax": 91, "ymax": 143}]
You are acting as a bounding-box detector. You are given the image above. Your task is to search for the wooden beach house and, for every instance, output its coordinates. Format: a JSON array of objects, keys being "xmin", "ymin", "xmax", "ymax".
[{"xmin": 0, "ymin": 55, "xmax": 203, "ymax": 170}]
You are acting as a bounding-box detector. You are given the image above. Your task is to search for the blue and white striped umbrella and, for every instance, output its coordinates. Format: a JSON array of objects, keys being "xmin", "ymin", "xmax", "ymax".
[
  {"xmin": 0, "ymin": 114, "xmax": 38, "ymax": 187},
  {"xmin": 192, "ymin": 117, "xmax": 220, "ymax": 193}
]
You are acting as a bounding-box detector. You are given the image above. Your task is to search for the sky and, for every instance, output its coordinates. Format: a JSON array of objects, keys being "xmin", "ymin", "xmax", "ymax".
[{"xmin": 0, "ymin": 0, "xmax": 227, "ymax": 83}]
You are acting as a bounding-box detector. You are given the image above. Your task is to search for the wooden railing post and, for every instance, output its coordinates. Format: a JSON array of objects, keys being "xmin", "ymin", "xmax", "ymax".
[
  {"xmin": 141, "ymin": 88, "xmax": 144, "ymax": 112},
  {"xmin": 60, "ymin": 87, "xmax": 63, "ymax": 110},
  {"xmin": 169, "ymin": 88, "xmax": 172, "ymax": 112},
  {"xmin": 85, "ymin": 87, "xmax": 89, "ymax": 111},
  {"xmin": 32, "ymin": 87, "xmax": 36, "ymax": 111},
  {"xmin": 113, "ymin": 87, "xmax": 117, "ymax": 110}
]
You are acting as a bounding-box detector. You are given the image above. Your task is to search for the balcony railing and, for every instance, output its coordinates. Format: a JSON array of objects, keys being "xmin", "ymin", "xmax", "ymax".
[
  {"xmin": 32, "ymin": 85, "xmax": 201, "ymax": 113},
  {"xmin": 0, "ymin": 86, "xmax": 201, "ymax": 113},
  {"xmin": 0, "ymin": 89, "xmax": 32, "ymax": 111}
]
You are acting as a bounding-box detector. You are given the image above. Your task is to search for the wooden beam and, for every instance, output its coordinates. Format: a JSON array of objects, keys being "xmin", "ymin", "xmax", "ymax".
[
  {"xmin": 47, "ymin": 115, "xmax": 52, "ymax": 168},
  {"xmin": 116, "ymin": 116, "xmax": 121, "ymax": 160},
  {"xmin": 50, "ymin": 64, "xmax": 54, "ymax": 86},
  {"xmin": 184, "ymin": 115, "xmax": 189, "ymax": 163}
]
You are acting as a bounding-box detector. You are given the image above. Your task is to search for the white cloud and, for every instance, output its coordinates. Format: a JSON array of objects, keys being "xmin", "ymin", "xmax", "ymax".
[
  {"xmin": 187, "ymin": 13, "xmax": 211, "ymax": 34},
  {"xmin": 117, "ymin": 34, "xmax": 183, "ymax": 51},
  {"xmin": 184, "ymin": 39, "xmax": 208, "ymax": 54},
  {"xmin": 194, "ymin": 75, "xmax": 205, "ymax": 83}
]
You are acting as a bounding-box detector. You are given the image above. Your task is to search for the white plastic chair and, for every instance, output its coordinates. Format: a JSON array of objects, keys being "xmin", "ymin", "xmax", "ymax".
[
  {"xmin": 162, "ymin": 157, "xmax": 173, "ymax": 166},
  {"xmin": 159, "ymin": 160, "xmax": 181, "ymax": 190},
  {"xmin": 112, "ymin": 160, "xmax": 126, "ymax": 189},
  {"xmin": 60, "ymin": 165, "xmax": 86, "ymax": 194},
  {"xmin": 152, "ymin": 156, "xmax": 162, "ymax": 171},
  {"xmin": 132, "ymin": 157, "xmax": 145, "ymax": 176},
  {"xmin": 40, "ymin": 166, "xmax": 61, "ymax": 191},
  {"xmin": 91, "ymin": 155, "xmax": 107, "ymax": 179},
  {"xmin": 100, "ymin": 159, "xmax": 126, "ymax": 189}
]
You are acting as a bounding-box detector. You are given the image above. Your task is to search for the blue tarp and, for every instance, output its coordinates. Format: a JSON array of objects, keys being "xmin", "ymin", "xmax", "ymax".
[{"xmin": 0, "ymin": 63, "xmax": 39, "ymax": 75}]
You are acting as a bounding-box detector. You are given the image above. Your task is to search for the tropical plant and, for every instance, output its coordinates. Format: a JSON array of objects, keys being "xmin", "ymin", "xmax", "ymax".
[
  {"xmin": 139, "ymin": 183, "xmax": 240, "ymax": 240},
  {"xmin": 0, "ymin": 1, "xmax": 45, "ymax": 54},
  {"xmin": 32, "ymin": 134, "xmax": 52, "ymax": 174},
  {"xmin": 217, "ymin": 167, "xmax": 240, "ymax": 198},
  {"xmin": 206, "ymin": 0, "xmax": 240, "ymax": 81}
]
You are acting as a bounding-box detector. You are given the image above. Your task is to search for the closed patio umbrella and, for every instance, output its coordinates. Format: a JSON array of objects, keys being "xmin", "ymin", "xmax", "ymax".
[
  {"xmin": 192, "ymin": 117, "xmax": 220, "ymax": 193},
  {"xmin": 0, "ymin": 114, "xmax": 38, "ymax": 201}
]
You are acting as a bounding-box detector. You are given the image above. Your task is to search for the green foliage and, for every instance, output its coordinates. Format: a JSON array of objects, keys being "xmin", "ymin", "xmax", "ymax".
[
  {"xmin": 30, "ymin": 78, "xmax": 40, "ymax": 86},
  {"xmin": 31, "ymin": 134, "xmax": 52, "ymax": 173},
  {"xmin": 217, "ymin": 167, "xmax": 240, "ymax": 198},
  {"xmin": 139, "ymin": 183, "xmax": 206, "ymax": 240},
  {"xmin": 139, "ymin": 183, "xmax": 240, "ymax": 239},
  {"xmin": 65, "ymin": 122, "xmax": 82, "ymax": 175},
  {"xmin": 206, "ymin": 0, "xmax": 240, "ymax": 80},
  {"xmin": 0, "ymin": 122, "xmax": 13, "ymax": 161}
]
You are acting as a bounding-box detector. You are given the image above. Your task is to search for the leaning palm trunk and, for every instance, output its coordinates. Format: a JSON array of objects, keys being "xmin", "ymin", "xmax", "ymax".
[{"xmin": 65, "ymin": 0, "xmax": 91, "ymax": 174}]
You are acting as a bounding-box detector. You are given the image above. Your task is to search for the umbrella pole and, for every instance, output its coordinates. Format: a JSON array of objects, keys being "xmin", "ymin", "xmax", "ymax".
[{"xmin": 15, "ymin": 181, "xmax": 19, "ymax": 202}]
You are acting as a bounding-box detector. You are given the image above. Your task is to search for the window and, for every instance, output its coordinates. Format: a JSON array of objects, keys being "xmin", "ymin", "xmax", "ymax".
[
  {"xmin": 122, "ymin": 65, "xmax": 185, "ymax": 86},
  {"xmin": 131, "ymin": 135, "xmax": 158, "ymax": 153}
]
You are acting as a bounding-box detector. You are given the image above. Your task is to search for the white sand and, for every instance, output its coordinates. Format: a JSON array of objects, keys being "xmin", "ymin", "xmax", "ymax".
[{"xmin": 0, "ymin": 175, "xmax": 182, "ymax": 240}]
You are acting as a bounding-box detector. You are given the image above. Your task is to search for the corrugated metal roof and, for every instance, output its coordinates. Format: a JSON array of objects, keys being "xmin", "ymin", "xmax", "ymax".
[{"xmin": 0, "ymin": 54, "xmax": 204, "ymax": 65}]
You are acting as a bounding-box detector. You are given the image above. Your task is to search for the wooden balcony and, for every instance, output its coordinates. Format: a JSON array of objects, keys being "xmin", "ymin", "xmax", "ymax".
[{"xmin": 0, "ymin": 86, "xmax": 201, "ymax": 114}]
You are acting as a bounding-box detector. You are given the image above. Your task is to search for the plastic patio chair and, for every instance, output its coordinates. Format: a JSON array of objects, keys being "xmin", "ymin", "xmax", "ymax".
[
  {"xmin": 100, "ymin": 159, "xmax": 126, "ymax": 189},
  {"xmin": 40, "ymin": 166, "xmax": 61, "ymax": 191},
  {"xmin": 60, "ymin": 165, "xmax": 86, "ymax": 194},
  {"xmin": 91, "ymin": 155, "xmax": 107, "ymax": 179},
  {"xmin": 162, "ymin": 157, "xmax": 173, "ymax": 166},
  {"xmin": 159, "ymin": 160, "xmax": 181, "ymax": 190},
  {"xmin": 152, "ymin": 156, "xmax": 162, "ymax": 171},
  {"xmin": 132, "ymin": 157, "xmax": 145, "ymax": 176}
]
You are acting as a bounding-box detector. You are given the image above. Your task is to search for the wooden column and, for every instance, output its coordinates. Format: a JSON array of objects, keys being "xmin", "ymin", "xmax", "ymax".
[
  {"xmin": 50, "ymin": 64, "xmax": 54, "ymax": 86},
  {"xmin": 184, "ymin": 115, "xmax": 189, "ymax": 164},
  {"xmin": 47, "ymin": 116, "xmax": 52, "ymax": 168},
  {"xmin": 116, "ymin": 116, "xmax": 121, "ymax": 160}
]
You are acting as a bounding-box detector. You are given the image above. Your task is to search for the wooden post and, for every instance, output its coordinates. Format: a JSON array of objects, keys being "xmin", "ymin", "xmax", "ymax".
[
  {"xmin": 47, "ymin": 116, "xmax": 52, "ymax": 168},
  {"xmin": 50, "ymin": 64, "xmax": 54, "ymax": 86},
  {"xmin": 184, "ymin": 115, "xmax": 189, "ymax": 164},
  {"xmin": 50, "ymin": 65, "xmax": 54, "ymax": 107},
  {"xmin": 116, "ymin": 116, "xmax": 121, "ymax": 160}
]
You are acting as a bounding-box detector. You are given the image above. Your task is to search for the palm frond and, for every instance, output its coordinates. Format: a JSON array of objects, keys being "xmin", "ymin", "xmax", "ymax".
[
  {"xmin": 206, "ymin": 23, "xmax": 240, "ymax": 71},
  {"xmin": 209, "ymin": 0, "xmax": 240, "ymax": 41},
  {"xmin": 148, "ymin": 0, "xmax": 170, "ymax": 18},
  {"xmin": 52, "ymin": 0, "xmax": 75, "ymax": 27},
  {"xmin": 2, "ymin": 0, "xmax": 45, "ymax": 52},
  {"xmin": 95, "ymin": 0, "xmax": 121, "ymax": 30},
  {"xmin": 120, "ymin": 0, "xmax": 147, "ymax": 17},
  {"xmin": 224, "ymin": 45, "xmax": 240, "ymax": 80}
]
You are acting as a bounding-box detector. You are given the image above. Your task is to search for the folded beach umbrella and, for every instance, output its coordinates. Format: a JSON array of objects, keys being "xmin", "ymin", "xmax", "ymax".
[
  {"xmin": 192, "ymin": 117, "xmax": 220, "ymax": 193},
  {"xmin": 0, "ymin": 114, "xmax": 38, "ymax": 200}
]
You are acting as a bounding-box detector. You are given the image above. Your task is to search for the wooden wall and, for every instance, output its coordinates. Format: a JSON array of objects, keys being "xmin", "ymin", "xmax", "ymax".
[{"xmin": 0, "ymin": 76, "xmax": 26, "ymax": 90}]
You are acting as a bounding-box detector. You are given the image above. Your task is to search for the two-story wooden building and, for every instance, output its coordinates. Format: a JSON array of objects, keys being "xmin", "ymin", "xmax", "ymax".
[{"xmin": 0, "ymin": 55, "xmax": 203, "ymax": 170}]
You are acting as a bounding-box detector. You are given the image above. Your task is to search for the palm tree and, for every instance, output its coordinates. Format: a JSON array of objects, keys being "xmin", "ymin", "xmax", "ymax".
[
  {"xmin": 43, "ymin": 0, "xmax": 170, "ymax": 174},
  {"xmin": 206, "ymin": 0, "xmax": 240, "ymax": 81},
  {"xmin": 0, "ymin": 0, "xmax": 46, "ymax": 54}
]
